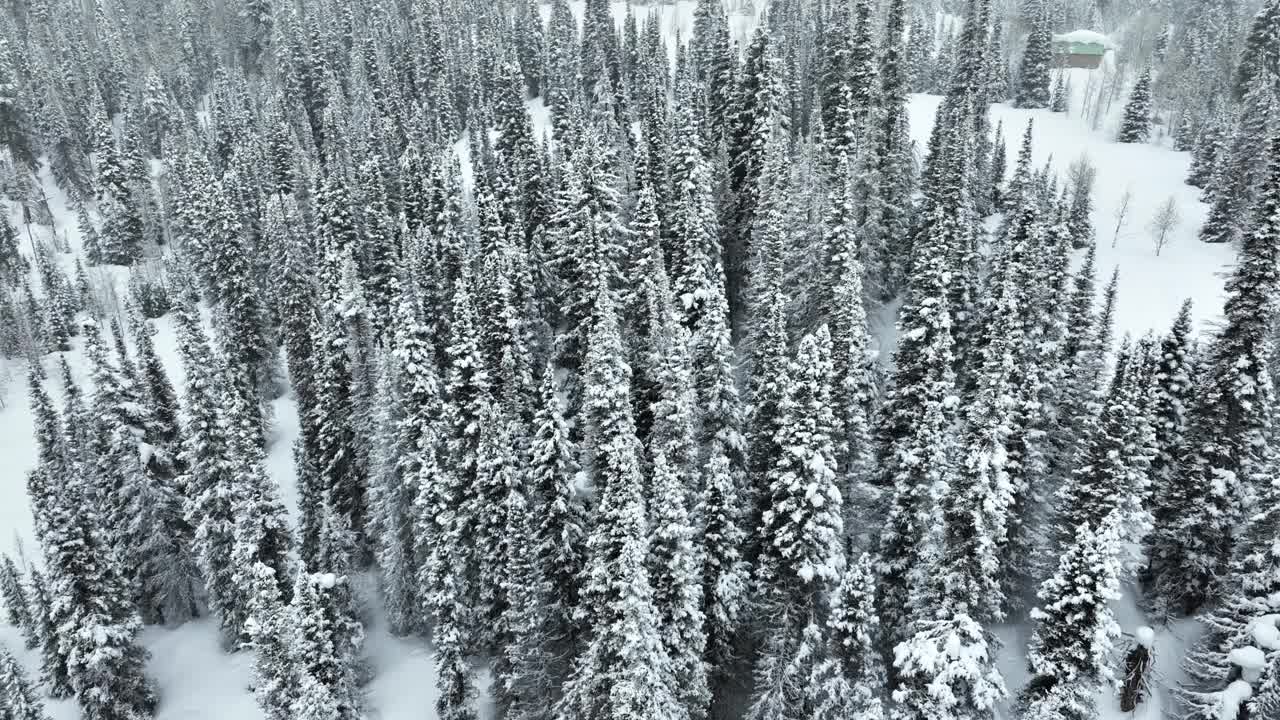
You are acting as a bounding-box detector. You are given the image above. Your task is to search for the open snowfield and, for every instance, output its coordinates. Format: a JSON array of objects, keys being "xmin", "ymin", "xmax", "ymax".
[{"xmin": 0, "ymin": 3, "xmax": 1240, "ymax": 718}]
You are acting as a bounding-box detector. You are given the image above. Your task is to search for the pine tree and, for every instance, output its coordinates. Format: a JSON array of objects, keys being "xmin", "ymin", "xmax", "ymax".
[
  {"xmin": 528, "ymin": 366, "xmax": 587, "ymax": 659},
  {"xmin": 648, "ymin": 449, "xmax": 710, "ymax": 720},
  {"xmin": 748, "ymin": 328, "xmax": 849, "ymax": 719},
  {"xmin": 1022, "ymin": 513, "xmax": 1125, "ymax": 720},
  {"xmin": 175, "ymin": 305, "xmax": 247, "ymax": 643},
  {"xmin": 1142, "ymin": 301, "xmax": 1200, "ymax": 617},
  {"xmin": 1152, "ymin": 133, "xmax": 1280, "ymax": 615},
  {"xmin": 827, "ymin": 554, "xmax": 887, "ymax": 720},
  {"xmin": 246, "ymin": 563, "xmax": 302, "ymax": 720},
  {"xmin": 41, "ymin": 471, "xmax": 156, "ymax": 720},
  {"xmin": 1015, "ymin": 9, "xmax": 1053, "ymax": 109},
  {"xmin": 291, "ymin": 564, "xmax": 363, "ymax": 720},
  {"xmin": 0, "ymin": 554, "xmax": 36, "ymax": 648},
  {"xmin": 0, "ymin": 649, "xmax": 49, "ymax": 720},
  {"xmin": 1117, "ymin": 69, "xmax": 1154, "ymax": 143},
  {"xmin": 1235, "ymin": 0, "xmax": 1280, "ymax": 98},
  {"xmin": 557, "ymin": 293, "xmax": 683, "ymax": 720},
  {"xmin": 27, "ymin": 565, "xmax": 73, "ymax": 698}
]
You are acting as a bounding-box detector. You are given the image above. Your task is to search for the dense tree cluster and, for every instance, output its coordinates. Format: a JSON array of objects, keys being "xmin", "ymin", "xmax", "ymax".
[{"xmin": 0, "ymin": 1, "xmax": 1278, "ymax": 720}]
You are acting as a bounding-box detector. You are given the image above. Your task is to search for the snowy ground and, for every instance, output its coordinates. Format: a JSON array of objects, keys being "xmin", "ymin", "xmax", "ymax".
[{"xmin": 0, "ymin": 6, "xmax": 1237, "ymax": 719}]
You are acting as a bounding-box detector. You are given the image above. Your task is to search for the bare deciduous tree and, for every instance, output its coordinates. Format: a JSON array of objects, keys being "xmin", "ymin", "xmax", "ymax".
[
  {"xmin": 1112, "ymin": 188, "xmax": 1134, "ymax": 247},
  {"xmin": 1148, "ymin": 195, "xmax": 1180, "ymax": 256}
]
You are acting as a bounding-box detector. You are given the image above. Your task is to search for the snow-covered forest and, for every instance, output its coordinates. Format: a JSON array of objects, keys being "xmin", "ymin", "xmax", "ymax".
[{"xmin": 0, "ymin": 0, "xmax": 1278, "ymax": 718}]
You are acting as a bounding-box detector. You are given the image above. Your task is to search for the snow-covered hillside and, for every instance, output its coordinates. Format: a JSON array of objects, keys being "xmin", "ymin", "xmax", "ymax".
[{"xmin": 0, "ymin": 1, "xmax": 1259, "ymax": 719}]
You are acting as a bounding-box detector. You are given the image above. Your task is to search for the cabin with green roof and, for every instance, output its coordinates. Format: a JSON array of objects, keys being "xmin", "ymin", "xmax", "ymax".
[{"xmin": 1052, "ymin": 30, "xmax": 1112, "ymax": 69}]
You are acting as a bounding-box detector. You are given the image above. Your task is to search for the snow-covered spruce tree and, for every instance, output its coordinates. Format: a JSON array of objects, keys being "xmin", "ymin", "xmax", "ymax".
[
  {"xmin": 306, "ymin": 273, "xmax": 368, "ymax": 564},
  {"xmin": 420, "ymin": 273, "xmax": 492, "ymax": 720},
  {"xmin": 1014, "ymin": 7, "xmax": 1053, "ymax": 109},
  {"xmin": 201, "ymin": 173, "xmax": 276, "ymax": 420},
  {"xmin": 557, "ymin": 293, "xmax": 683, "ymax": 720},
  {"xmin": 1054, "ymin": 340, "xmax": 1151, "ymax": 554},
  {"xmin": 291, "ymin": 562, "xmax": 364, "ymax": 720},
  {"xmin": 84, "ymin": 318, "xmax": 199, "ymax": 626},
  {"xmin": 1188, "ymin": 104, "xmax": 1233, "ymax": 190},
  {"xmin": 877, "ymin": 118, "xmax": 971, "ymax": 651},
  {"xmin": 0, "ymin": 649, "xmax": 48, "ymax": 720},
  {"xmin": 246, "ymin": 563, "xmax": 302, "ymax": 720},
  {"xmin": 1235, "ymin": 0, "xmax": 1280, "ymax": 98},
  {"xmin": 174, "ymin": 304, "xmax": 247, "ymax": 643},
  {"xmin": 224, "ymin": 370, "xmax": 294, "ymax": 616},
  {"xmin": 372, "ymin": 291, "xmax": 441, "ymax": 635},
  {"xmin": 528, "ymin": 365, "xmax": 588, "ymax": 660},
  {"xmin": 725, "ymin": 24, "xmax": 787, "ymax": 324},
  {"xmin": 547, "ymin": 129, "xmax": 622, "ymax": 372},
  {"xmin": 27, "ymin": 564, "xmax": 73, "ymax": 698},
  {"xmin": 827, "ymin": 553, "xmax": 887, "ymax": 720},
  {"xmin": 648, "ymin": 448, "xmax": 711, "ymax": 719},
  {"xmin": 475, "ymin": 402, "xmax": 530, "ymax": 680},
  {"xmin": 1198, "ymin": 81, "xmax": 1277, "ymax": 246},
  {"xmin": 130, "ymin": 317, "xmax": 181, "ymax": 446},
  {"xmin": 748, "ymin": 327, "xmax": 849, "ymax": 720},
  {"xmin": 824, "ymin": 154, "xmax": 878, "ymax": 537},
  {"xmin": 1141, "ymin": 300, "xmax": 1200, "ymax": 616},
  {"xmin": 1151, "ymin": 133, "xmax": 1280, "ymax": 615},
  {"xmin": 1180, "ymin": 469, "xmax": 1280, "ymax": 720},
  {"xmin": 0, "ymin": 554, "xmax": 36, "ymax": 648},
  {"xmin": 1021, "ymin": 513, "xmax": 1125, "ymax": 719},
  {"xmin": 40, "ymin": 466, "xmax": 156, "ymax": 720},
  {"xmin": 1117, "ymin": 69, "xmax": 1153, "ymax": 143}
]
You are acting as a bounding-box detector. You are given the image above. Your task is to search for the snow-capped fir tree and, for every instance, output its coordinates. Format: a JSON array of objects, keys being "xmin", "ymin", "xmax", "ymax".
[
  {"xmin": 224, "ymin": 369, "xmax": 294, "ymax": 622},
  {"xmin": 547, "ymin": 129, "xmax": 622, "ymax": 370},
  {"xmin": 877, "ymin": 120, "xmax": 972, "ymax": 650},
  {"xmin": 1180, "ymin": 450, "xmax": 1280, "ymax": 720},
  {"xmin": 83, "ymin": 318, "xmax": 198, "ymax": 625},
  {"xmin": 174, "ymin": 304, "xmax": 248, "ymax": 643},
  {"xmin": 1150, "ymin": 133, "xmax": 1280, "ymax": 615},
  {"xmin": 725, "ymin": 24, "xmax": 787, "ymax": 323},
  {"xmin": 0, "ymin": 554, "xmax": 36, "ymax": 648},
  {"xmin": 557, "ymin": 292, "xmax": 683, "ymax": 720},
  {"xmin": 824, "ymin": 154, "xmax": 878, "ymax": 541},
  {"xmin": 1050, "ymin": 69, "xmax": 1068, "ymax": 113},
  {"xmin": 202, "ymin": 173, "xmax": 276, "ymax": 420},
  {"xmin": 1021, "ymin": 512, "xmax": 1125, "ymax": 719},
  {"xmin": 527, "ymin": 366, "xmax": 588, "ymax": 660},
  {"xmin": 1235, "ymin": 0, "xmax": 1280, "ymax": 97},
  {"xmin": 130, "ymin": 317, "xmax": 181, "ymax": 446},
  {"xmin": 40, "ymin": 464, "xmax": 156, "ymax": 720},
  {"xmin": 27, "ymin": 564, "xmax": 73, "ymax": 698},
  {"xmin": 495, "ymin": 440, "xmax": 558, "ymax": 720},
  {"xmin": 474, "ymin": 401, "xmax": 530, "ymax": 667},
  {"xmin": 246, "ymin": 563, "xmax": 302, "ymax": 720},
  {"xmin": 1054, "ymin": 341, "xmax": 1156, "ymax": 559},
  {"xmin": 1117, "ymin": 69, "xmax": 1154, "ymax": 143},
  {"xmin": 826, "ymin": 553, "xmax": 887, "ymax": 720},
  {"xmin": 1141, "ymin": 301, "xmax": 1201, "ymax": 616},
  {"xmin": 1014, "ymin": 7, "xmax": 1053, "ymax": 109},
  {"xmin": 748, "ymin": 327, "xmax": 849, "ymax": 720},
  {"xmin": 648, "ymin": 449, "xmax": 711, "ymax": 719},
  {"xmin": 372, "ymin": 292, "xmax": 441, "ymax": 635},
  {"xmin": 306, "ymin": 267, "xmax": 369, "ymax": 563},
  {"xmin": 291, "ymin": 557, "xmax": 364, "ymax": 720},
  {"xmin": 1188, "ymin": 104, "xmax": 1233, "ymax": 190},
  {"xmin": 1198, "ymin": 81, "xmax": 1277, "ymax": 245},
  {"xmin": 420, "ymin": 273, "xmax": 492, "ymax": 720},
  {"xmin": 0, "ymin": 649, "xmax": 48, "ymax": 720}
]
